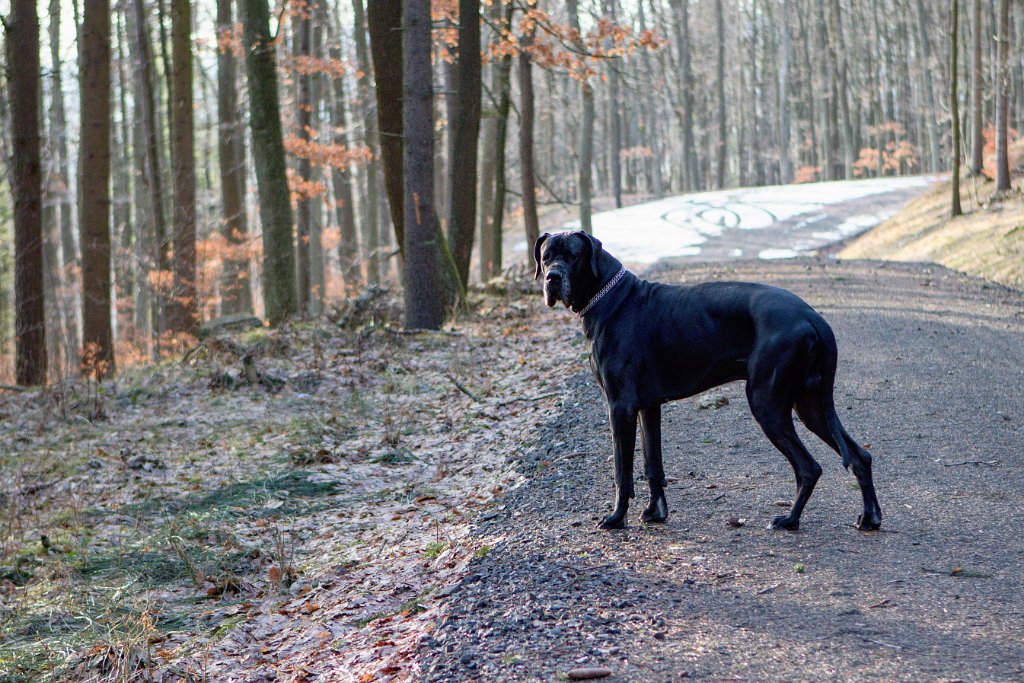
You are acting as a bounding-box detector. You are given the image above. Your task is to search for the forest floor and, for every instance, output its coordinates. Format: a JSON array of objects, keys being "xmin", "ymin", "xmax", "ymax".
[
  {"xmin": 419, "ymin": 258, "xmax": 1024, "ymax": 682},
  {"xmin": 0, "ymin": 282, "xmax": 581, "ymax": 682},
  {"xmin": 3, "ymin": 258, "xmax": 1024, "ymax": 682}
]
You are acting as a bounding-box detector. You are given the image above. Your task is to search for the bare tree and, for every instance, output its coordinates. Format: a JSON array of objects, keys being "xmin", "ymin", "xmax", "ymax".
[
  {"xmin": 446, "ymin": 0, "xmax": 482, "ymax": 289},
  {"xmin": 567, "ymin": 0, "xmax": 594, "ymax": 231},
  {"xmin": 169, "ymin": 0, "xmax": 197, "ymax": 336},
  {"xmin": 970, "ymin": 0, "xmax": 984, "ymax": 176},
  {"xmin": 217, "ymin": 0, "xmax": 253, "ymax": 315},
  {"xmin": 350, "ymin": 0, "xmax": 381, "ymax": 283},
  {"xmin": 80, "ymin": 0, "xmax": 115, "ymax": 376},
  {"xmin": 995, "ymin": 0, "xmax": 1010, "ymax": 191},
  {"xmin": 519, "ymin": 29, "xmax": 540, "ymax": 251},
  {"xmin": 368, "ymin": 0, "xmax": 404, "ymax": 255},
  {"xmin": 714, "ymin": 0, "xmax": 727, "ymax": 188},
  {"xmin": 402, "ymin": 0, "xmax": 445, "ymax": 328},
  {"xmin": 951, "ymin": 0, "xmax": 962, "ymax": 217},
  {"xmin": 6, "ymin": 0, "xmax": 47, "ymax": 384},
  {"xmin": 241, "ymin": 0, "xmax": 298, "ymax": 324}
]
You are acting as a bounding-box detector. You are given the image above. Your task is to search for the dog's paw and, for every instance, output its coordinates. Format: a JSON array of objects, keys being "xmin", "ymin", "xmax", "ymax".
[
  {"xmin": 598, "ymin": 514, "xmax": 626, "ymax": 530},
  {"xmin": 855, "ymin": 512, "xmax": 882, "ymax": 531},
  {"xmin": 770, "ymin": 514, "xmax": 800, "ymax": 531},
  {"xmin": 640, "ymin": 498, "xmax": 668, "ymax": 524}
]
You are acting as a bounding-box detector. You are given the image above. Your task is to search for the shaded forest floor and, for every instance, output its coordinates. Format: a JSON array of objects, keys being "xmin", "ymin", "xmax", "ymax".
[{"xmin": 0, "ymin": 284, "xmax": 579, "ymax": 681}]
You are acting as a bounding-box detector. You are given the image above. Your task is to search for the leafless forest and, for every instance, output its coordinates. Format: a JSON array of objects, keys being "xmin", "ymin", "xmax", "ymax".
[{"xmin": 0, "ymin": 0, "xmax": 1019, "ymax": 384}]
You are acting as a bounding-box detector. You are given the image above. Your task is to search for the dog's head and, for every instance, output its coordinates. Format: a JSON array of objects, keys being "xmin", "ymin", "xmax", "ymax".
[{"xmin": 533, "ymin": 230, "xmax": 604, "ymax": 308}]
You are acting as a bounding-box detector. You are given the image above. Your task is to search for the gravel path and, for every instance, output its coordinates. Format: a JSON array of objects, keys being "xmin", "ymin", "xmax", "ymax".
[{"xmin": 418, "ymin": 258, "xmax": 1024, "ymax": 682}]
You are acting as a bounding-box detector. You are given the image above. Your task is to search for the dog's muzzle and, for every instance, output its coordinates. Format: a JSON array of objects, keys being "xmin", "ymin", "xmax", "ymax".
[{"xmin": 544, "ymin": 270, "xmax": 571, "ymax": 308}]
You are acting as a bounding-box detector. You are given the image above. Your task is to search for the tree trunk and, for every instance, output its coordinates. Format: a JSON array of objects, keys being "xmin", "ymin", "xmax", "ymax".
[
  {"xmin": 995, "ymin": 0, "xmax": 1010, "ymax": 190},
  {"xmin": 113, "ymin": 12, "xmax": 134, "ymax": 339},
  {"xmin": 80, "ymin": 0, "xmax": 115, "ymax": 377},
  {"xmin": 129, "ymin": 0, "xmax": 169, "ymax": 350},
  {"xmin": 567, "ymin": 0, "xmax": 593, "ymax": 230},
  {"xmin": 831, "ymin": 0, "xmax": 854, "ymax": 179},
  {"xmin": 815, "ymin": 0, "xmax": 833, "ymax": 180},
  {"xmin": 351, "ymin": 0, "xmax": 381, "ymax": 283},
  {"xmin": 294, "ymin": 12, "xmax": 313, "ymax": 312},
  {"xmin": 951, "ymin": 0, "xmax": 963, "ymax": 216},
  {"xmin": 326, "ymin": 16, "xmax": 359, "ymax": 290},
  {"xmin": 47, "ymin": 0, "xmax": 79, "ymax": 361},
  {"xmin": 488, "ymin": 1, "xmax": 514, "ymax": 278},
  {"xmin": 914, "ymin": 0, "xmax": 943, "ymax": 173},
  {"xmin": 778, "ymin": 0, "xmax": 793, "ymax": 182},
  {"xmin": 241, "ymin": 0, "xmax": 298, "ymax": 324},
  {"xmin": 971, "ymin": 0, "xmax": 984, "ymax": 175},
  {"xmin": 169, "ymin": 0, "xmax": 197, "ymax": 337},
  {"xmin": 217, "ymin": 0, "xmax": 253, "ymax": 315},
  {"xmin": 446, "ymin": 0, "xmax": 482, "ymax": 289},
  {"xmin": 477, "ymin": 4, "xmax": 500, "ymax": 280},
  {"xmin": 715, "ymin": 0, "xmax": 727, "ymax": 188},
  {"xmin": 402, "ymin": 0, "xmax": 445, "ymax": 329},
  {"xmin": 368, "ymin": 0, "xmax": 404, "ymax": 257},
  {"xmin": 638, "ymin": 0, "xmax": 663, "ymax": 199},
  {"xmin": 519, "ymin": 30, "xmax": 540, "ymax": 251},
  {"xmin": 7, "ymin": 0, "xmax": 47, "ymax": 385},
  {"xmin": 605, "ymin": 0, "xmax": 623, "ymax": 206},
  {"xmin": 669, "ymin": 0, "xmax": 698, "ymax": 191}
]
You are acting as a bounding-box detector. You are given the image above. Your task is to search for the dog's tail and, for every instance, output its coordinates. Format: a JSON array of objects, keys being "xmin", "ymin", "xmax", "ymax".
[{"xmin": 809, "ymin": 316, "xmax": 854, "ymax": 470}]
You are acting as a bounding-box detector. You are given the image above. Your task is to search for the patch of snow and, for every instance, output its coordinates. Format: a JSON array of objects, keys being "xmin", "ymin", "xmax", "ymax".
[
  {"xmin": 758, "ymin": 248, "xmax": 800, "ymax": 260},
  {"xmin": 520, "ymin": 175, "xmax": 940, "ymax": 264}
]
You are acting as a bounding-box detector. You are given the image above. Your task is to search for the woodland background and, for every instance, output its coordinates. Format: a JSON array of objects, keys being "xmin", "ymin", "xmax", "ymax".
[{"xmin": 0, "ymin": 0, "xmax": 1020, "ymax": 385}]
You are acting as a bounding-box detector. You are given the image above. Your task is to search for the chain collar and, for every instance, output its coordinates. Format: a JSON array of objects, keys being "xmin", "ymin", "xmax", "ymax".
[{"xmin": 576, "ymin": 267, "xmax": 627, "ymax": 318}]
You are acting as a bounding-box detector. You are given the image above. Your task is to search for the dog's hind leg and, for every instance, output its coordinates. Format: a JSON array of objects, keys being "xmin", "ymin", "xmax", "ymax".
[
  {"xmin": 599, "ymin": 403, "xmax": 638, "ymax": 530},
  {"xmin": 747, "ymin": 381, "xmax": 822, "ymax": 530},
  {"xmin": 795, "ymin": 397, "xmax": 882, "ymax": 531},
  {"xmin": 639, "ymin": 405, "xmax": 669, "ymax": 524}
]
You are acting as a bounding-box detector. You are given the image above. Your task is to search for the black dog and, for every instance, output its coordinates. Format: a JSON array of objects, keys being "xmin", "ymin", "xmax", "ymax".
[{"xmin": 534, "ymin": 230, "xmax": 882, "ymax": 531}]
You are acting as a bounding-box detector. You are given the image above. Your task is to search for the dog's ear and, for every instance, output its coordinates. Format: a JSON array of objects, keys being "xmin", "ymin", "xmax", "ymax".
[
  {"xmin": 533, "ymin": 233, "xmax": 550, "ymax": 280},
  {"xmin": 578, "ymin": 231, "xmax": 603, "ymax": 278}
]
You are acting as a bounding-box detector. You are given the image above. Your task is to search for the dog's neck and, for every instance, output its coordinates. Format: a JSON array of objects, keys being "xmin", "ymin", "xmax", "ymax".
[{"xmin": 571, "ymin": 253, "xmax": 628, "ymax": 317}]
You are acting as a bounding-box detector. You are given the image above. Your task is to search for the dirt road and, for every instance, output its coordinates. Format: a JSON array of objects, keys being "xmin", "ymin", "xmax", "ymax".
[{"xmin": 419, "ymin": 258, "xmax": 1024, "ymax": 682}]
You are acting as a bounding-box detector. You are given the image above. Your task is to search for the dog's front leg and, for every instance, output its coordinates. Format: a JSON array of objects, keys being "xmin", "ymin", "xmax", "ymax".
[
  {"xmin": 639, "ymin": 405, "xmax": 669, "ymax": 523},
  {"xmin": 599, "ymin": 403, "xmax": 637, "ymax": 529}
]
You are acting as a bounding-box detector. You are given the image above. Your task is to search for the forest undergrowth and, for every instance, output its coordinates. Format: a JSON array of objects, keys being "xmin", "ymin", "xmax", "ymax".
[{"xmin": 0, "ymin": 283, "xmax": 576, "ymax": 682}]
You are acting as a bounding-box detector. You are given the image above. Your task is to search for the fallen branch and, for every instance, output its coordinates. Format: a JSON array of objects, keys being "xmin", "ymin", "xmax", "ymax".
[
  {"xmin": 942, "ymin": 460, "xmax": 999, "ymax": 467},
  {"xmin": 446, "ymin": 374, "xmax": 482, "ymax": 403},
  {"xmin": 494, "ymin": 391, "xmax": 560, "ymax": 407},
  {"xmin": 0, "ymin": 384, "xmax": 27, "ymax": 393}
]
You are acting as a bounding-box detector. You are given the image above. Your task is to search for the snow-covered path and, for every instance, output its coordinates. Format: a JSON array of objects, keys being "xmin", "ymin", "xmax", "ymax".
[{"xmin": 551, "ymin": 175, "xmax": 942, "ymax": 264}]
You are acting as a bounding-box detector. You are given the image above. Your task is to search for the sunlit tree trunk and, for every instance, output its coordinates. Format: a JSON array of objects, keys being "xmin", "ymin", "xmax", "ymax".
[
  {"xmin": 970, "ymin": 0, "xmax": 984, "ymax": 176},
  {"xmin": 995, "ymin": 0, "xmax": 1010, "ymax": 191},
  {"xmin": 951, "ymin": 0, "xmax": 962, "ymax": 216}
]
